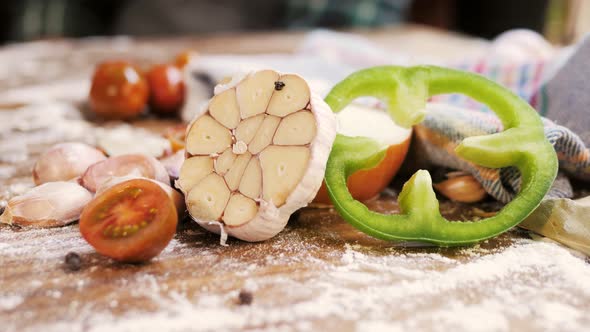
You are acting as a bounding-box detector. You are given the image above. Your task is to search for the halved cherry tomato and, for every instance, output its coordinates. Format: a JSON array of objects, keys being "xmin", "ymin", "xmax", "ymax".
[
  {"xmin": 147, "ymin": 64, "xmax": 185, "ymax": 115},
  {"xmin": 79, "ymin": 179, "xmax": 177, "ymax": 262},
  {"xmin": 89, "ymin": 61, "xmax": 149, "ymax": 119}
]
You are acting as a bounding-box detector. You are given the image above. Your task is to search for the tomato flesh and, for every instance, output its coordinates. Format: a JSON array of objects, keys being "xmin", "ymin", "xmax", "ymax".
[{"xmin": 80, "ymin": 179, "xmax": 177, "ymax": 262}]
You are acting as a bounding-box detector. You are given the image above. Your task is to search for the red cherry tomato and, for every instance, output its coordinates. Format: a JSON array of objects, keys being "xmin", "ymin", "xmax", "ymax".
[
  {"xmin": 79, "ymin": 179, "xmax": 178, "ymax": 262},
  {"xmin": 147, "ymin": 64, "xmax": 185, "ymax": 115},
  {"xmin": 89, "ymin": 61, "xmax": 149, "ymax": 119}
]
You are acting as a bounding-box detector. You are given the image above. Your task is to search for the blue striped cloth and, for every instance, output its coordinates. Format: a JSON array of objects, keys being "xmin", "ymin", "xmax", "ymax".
[
  {"xmin": 417, "ymin": 104, "xmax": 581, "ymax": 202},
  {"xmin": 421, "ymin": 36, "xmax": 590, "ymax": 202}
]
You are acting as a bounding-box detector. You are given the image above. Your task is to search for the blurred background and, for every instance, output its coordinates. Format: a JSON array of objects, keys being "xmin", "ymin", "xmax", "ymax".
[{"xmin": 0, "ymin": 0, "xmax": 588, "ymax": 45}]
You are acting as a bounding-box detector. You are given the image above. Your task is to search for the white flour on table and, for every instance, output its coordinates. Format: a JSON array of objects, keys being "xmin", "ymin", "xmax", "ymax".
[{"xmin": 2, "ymin": 224, "xmax": 589, "ymax": 332}]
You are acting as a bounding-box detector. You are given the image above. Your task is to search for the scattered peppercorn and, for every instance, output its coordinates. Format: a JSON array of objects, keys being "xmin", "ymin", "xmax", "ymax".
[
  {"xmin": 238, "ymin": 289, "xmax": 253, "ymax": 305},
  {"xmin": 274, "ymin": 81, "xmax": 285, "ymax": 91},
  {"xmin": 64, "ymin": 252, "xmax": 82, "ymax": 271}
]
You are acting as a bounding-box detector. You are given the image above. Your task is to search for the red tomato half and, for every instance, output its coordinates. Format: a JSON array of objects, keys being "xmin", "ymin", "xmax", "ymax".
[{"xmin": 79, "ymin": 179, "xmax": 177, "ymax": 262}]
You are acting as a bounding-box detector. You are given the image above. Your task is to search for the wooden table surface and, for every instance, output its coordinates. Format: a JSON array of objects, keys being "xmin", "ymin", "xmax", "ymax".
[{"xmin": 1, "ymin": 26, "xmax": 589, "ymax": 332}]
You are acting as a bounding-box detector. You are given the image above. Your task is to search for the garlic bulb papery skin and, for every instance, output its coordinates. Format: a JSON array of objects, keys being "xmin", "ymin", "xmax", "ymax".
[
  {"xmin": 33, "ymin": 142, "xmax": 107, "ymax": 185},
  {"xmin": 0, "ymin": 181, "xmax": 92, "ymax": 227}
]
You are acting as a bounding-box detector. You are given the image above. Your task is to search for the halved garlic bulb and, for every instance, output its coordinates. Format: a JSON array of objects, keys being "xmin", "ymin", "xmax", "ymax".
[{"xmin": 178, "ymin": 70, "xmax": 336, "ymax": 242}]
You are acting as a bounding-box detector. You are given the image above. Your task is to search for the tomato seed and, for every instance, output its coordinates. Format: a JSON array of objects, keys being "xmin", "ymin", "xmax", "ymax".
[
  {"xmin": 129, "ymin": 224, "xmax": 139, "ymax": 234},
  {"xmin": 129, "ymin": 188, "xmax": 143, "ymax": 198}
]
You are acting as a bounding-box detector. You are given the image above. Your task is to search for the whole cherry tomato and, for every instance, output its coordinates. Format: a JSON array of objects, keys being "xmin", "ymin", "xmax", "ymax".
[
  {"xmin": 89, "ymin": 61, "xmax": 149, "ymax": 119},
  {"xmin": 147, "ymin": 64, "xmax": 185, "ymax": 115}
]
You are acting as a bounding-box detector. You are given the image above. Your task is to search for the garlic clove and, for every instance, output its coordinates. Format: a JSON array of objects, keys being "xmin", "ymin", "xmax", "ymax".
[
  {"xmin": 434, "ymin": 175, "xmax": 487, "ymax": 203},
  {"xmin": 176, "ymin": 155, "xmax": 214, "ymax": 194},
  {"xmin": 0, "ymin": 181, "xmax": 92, "ymax": 227},
  {"xmin": 266, "ymin": 74, "xmax": 311, "ymax": 117},
  {"xmin": 273, "ymin": 111, "xmax": 317, "ymax": 145},
  {"xmin": 33, "ymin": 142, "xmax": 106, "ymax": 185},
  {"xmin": 236, "ymin": 70, "xmax": 279, "ymax": 119},
  {"xmin": 81, "ymin": 154, "xmax": 170, "ymax": 192},
  {"xmin": 185, "ymin": 115, "xmax": 233, "ymax": 155}
]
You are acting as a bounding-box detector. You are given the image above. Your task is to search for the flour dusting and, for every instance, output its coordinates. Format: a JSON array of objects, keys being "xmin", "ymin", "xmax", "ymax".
[{"xmin": 3, "ymin": 222, "xmax": 588, "ymax": 332}]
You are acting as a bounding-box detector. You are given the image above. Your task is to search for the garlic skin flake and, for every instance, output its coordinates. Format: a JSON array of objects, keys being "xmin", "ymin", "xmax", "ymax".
[
  {"xmin": 180, "ymin": 70, "xmax": 336, "ymax": 242},
  {"xmin": 33, "ymin": 142, "xmax": 106, "ymax": 185},
  {"xmin": 0, "ymin": 181, "xmax": 92, "ymax": 227}
]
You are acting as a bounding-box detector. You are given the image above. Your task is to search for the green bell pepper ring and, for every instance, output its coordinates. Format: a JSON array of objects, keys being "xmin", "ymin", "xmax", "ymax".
[{"xmin": 324, "ymin": 65, "xmax": 558, "ymax": 246}]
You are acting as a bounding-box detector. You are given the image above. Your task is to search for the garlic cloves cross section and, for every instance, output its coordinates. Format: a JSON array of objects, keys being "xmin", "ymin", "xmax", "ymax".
[{"xmin": 178, "ymin": 70, "xmax": 336, "ymax": 242}]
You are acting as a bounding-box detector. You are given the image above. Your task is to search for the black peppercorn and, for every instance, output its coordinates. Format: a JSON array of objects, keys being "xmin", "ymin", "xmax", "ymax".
[
  {"xmin": 238, "ymin": 289, "xmax": 253, "ymax": 305},
  {"xmin": 64, "ymin": 252, "xmax": 82, "ymax": 271}
]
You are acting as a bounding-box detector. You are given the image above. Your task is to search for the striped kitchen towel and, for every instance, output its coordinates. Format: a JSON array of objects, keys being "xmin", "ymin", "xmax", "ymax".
[{"xmin": 422, "ymin": 34, "xmax": 590, "ymax": 201}]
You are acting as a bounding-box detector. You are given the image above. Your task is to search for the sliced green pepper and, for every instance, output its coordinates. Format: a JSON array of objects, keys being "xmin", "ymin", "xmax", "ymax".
[{"xmin": 324, "ymin": 65, "xmax": 558, "ymax": 245}]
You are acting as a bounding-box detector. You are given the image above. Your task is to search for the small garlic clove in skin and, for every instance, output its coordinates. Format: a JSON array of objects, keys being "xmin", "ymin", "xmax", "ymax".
[
  {"xmin": 81, "ymin": 154, "xmax": 170, "ymax": 192},
  {"xmin": 33, "ymin": 142, "xmax": 107, "ymax": 185},
  {"xmin": 434, "ymin": 175, "xmax": 487, "ymax": 203},
  {"xmin": 0, "ymin": 182, "xmax": 92, "ymax": 227}
]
